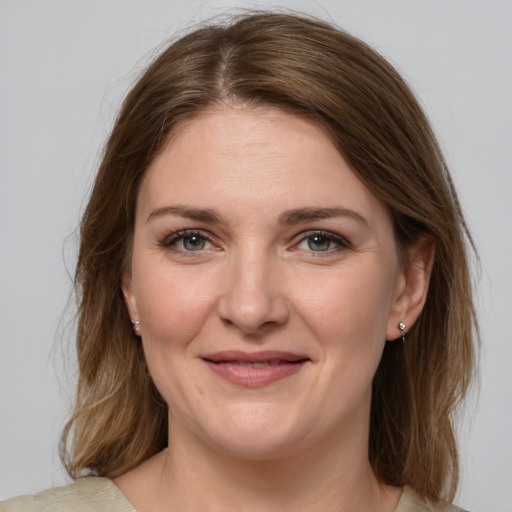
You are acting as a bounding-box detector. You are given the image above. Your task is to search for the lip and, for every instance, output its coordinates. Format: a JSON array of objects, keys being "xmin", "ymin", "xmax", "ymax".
[{"xmin": 202, "ymin": 350, "xmax": 310, "ymax": 388}]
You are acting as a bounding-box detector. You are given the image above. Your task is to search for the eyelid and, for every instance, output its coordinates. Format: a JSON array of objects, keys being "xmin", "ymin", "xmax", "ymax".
[
  {"xmin": 162, "ymin": 229, "xmax": 217, "ymax": 249},
  {"xmin": 292, "ymin": 230, "xmax": 352, "ymax": 251},
  {"xmin": 160, "ymin": 228, "xmax": 350, "ymax": 254}
]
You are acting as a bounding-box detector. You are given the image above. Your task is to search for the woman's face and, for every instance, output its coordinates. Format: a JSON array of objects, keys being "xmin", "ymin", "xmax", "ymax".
[{"xmin": 123, "ymin": 106, "xmax": 411, "ymax": 458}]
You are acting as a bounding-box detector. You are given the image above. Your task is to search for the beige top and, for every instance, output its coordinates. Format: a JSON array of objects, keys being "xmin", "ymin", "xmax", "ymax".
[{"xmin": 0, "ymin": 477, "xmax": 469, "ymax": 512}]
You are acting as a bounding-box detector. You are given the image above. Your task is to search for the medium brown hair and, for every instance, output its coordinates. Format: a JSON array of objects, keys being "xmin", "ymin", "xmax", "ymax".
[{"xmin": 61, "ymin": 12, "xmax": 477, "ymax": 503}]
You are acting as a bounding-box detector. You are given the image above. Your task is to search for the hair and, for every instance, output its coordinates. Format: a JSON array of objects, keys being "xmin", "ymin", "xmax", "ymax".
[{"xmin": 61, "ymin": 11, "xmax": 477, "ymax": 503}]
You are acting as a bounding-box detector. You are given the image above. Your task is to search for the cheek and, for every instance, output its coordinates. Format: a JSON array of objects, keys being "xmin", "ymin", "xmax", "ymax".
[
  {"xmin": 299, "ymin": 265, "xmax": 394, "ymax": 331},
  {"xmin": 132, "ymin": 261, "xmax": 218, "ymax": 349},
  {"xmin": 131, "ymin": 263, "xmax": 219, "ymax": 409},
  {"xmin": 292, "ymin": 262, "xmax": 396, "ymax": 370},
  {"xmin": 310, "ymin": 270, "xmax": 396, "ymax": 426}
]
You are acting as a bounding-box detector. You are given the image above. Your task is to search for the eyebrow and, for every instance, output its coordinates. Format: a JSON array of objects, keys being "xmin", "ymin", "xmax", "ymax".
[
  {"xmin": 146, "ymin": 206, "xmax": 223, "ymax": 224},
  {"xmin": 146, "ymin": 205, "xmax": 367, "ymax": 226},
  {"xmin": 277, "ymin": 207, "xmax": 368, "ymax": 226}
]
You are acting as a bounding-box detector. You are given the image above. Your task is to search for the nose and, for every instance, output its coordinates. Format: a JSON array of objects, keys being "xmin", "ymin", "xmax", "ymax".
[{"xmin": 216, "ymin": 249, "xmax": 290, "ymax": 335}]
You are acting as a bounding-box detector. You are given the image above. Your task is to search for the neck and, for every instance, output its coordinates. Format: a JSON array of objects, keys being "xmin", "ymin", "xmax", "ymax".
[
  {"xmin": 163, "ymin": 436, "xmax": 381, "ymax": 511},
  {"xmin": 117, "ymin": 411, "xmax": 399, "ymax": 512}
]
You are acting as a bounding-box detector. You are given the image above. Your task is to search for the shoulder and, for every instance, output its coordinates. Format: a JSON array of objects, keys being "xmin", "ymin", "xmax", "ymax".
[
  {"xmin": 397, "ymin": 487, "xmax": 471, "ymax": 512},
  {"xmin": 0, "ymin": 477, "xmax": 136, "ymax": 512}
]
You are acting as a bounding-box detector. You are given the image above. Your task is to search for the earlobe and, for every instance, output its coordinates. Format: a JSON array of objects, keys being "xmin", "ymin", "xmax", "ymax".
[{"xmin": 386, "ymin": 235, "xmax": 435, "ymax": 341}]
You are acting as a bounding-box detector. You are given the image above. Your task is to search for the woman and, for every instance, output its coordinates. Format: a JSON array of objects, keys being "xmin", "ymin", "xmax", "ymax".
[{"xmin": 1, "ymin": 12, "xmax": 476, "ymax": 512}]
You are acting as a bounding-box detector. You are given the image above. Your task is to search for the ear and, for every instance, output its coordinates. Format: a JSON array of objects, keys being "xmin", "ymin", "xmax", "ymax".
[
  {"xmin": 121, "ymin": 269, "xmax": 139, "ymax": 322},
  {"xmin": 386, "ymin": 235, "xmax": 435, "ymax": 340}
]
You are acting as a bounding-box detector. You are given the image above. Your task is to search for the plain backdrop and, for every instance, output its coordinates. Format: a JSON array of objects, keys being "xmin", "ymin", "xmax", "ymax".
[{"xmin": 1, "ymin": 1, "xmax": 511, "ymax": 510}]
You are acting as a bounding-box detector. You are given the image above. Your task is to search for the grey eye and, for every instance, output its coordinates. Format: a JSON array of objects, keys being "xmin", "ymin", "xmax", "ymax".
[
  {"xmin": 183, "ymin": 235, "xmax": 207, "ymax": 251},
  {"xmin": 307, "ymin": 235, "xmax": 332, "ymax": 251}
]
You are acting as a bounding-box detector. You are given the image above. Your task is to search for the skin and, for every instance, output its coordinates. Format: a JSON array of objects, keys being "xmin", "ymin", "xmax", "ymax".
[{"xmin": 118, "ymin": 106, "xmax": 434, "ymax": 512}]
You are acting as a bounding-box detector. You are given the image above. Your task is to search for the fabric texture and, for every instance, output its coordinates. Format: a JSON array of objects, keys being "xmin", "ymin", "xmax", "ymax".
[
  {"xmin": 0, "ymin": 478, "xmax": 134, "ymax": 512},
  {"xmin": 0, "ymin": 476, "xmax": 469, "ymax": 511},
  {"xmin": 396, "ymin": 487, "xmax": 469, "ymax": 512}
]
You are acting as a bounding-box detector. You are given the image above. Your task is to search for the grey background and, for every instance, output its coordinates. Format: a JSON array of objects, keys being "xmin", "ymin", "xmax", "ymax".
[{"xmin": 1, "ymin": 1, "xmax": 511, "ymax": 510}]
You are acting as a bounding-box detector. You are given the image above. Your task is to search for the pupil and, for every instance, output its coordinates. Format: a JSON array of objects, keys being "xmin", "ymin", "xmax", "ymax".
[
  {"xmin": 184, "ymin": 236, "xmax": 205, "ymax": 251},
  {"xmin": 308, "ymin": 235, "xmax": 330, "ymax": 251}
]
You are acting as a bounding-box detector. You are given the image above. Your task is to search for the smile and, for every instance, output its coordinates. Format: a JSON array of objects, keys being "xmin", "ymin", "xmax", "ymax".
[
  {"xmin": 202, "ymin": 350, "xmax": 310, "ymax": 388},
  {"xmin": 221, "ymin": 360, "xmax": 287, "ymax": 368}
]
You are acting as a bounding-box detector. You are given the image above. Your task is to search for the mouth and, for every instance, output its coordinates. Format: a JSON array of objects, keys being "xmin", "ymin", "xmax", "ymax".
[{"xmin": 201, "ymin": 350, "xmax": 310, "ymax": 388}]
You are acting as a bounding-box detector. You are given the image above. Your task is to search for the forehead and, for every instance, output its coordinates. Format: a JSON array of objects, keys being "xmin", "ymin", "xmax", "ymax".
[{"xmin": 137, "ymin": 106, "xmax": 390, "ymax": 229}]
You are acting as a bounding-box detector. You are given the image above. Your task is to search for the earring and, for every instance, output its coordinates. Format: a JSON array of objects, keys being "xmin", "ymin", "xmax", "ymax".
[
  {"xmin": 131, "ymin": 320, "xmax": 141, "ymax": 336},
  {"xmin": 398, "ymin": 322, "xmax": 407, "ymax": 343}
]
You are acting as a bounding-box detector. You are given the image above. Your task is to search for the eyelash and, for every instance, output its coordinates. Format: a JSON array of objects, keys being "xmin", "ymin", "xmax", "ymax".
[
  {"xmin": 161, "ymin": 229, "xmax": 351, "ymax": 256},
  {"xmin": 293, "ymin": 230, "xmax": 351, "ymax": 255},
  {"xmin": 162, "ymin": 230, "xmax": 216, "ymax": 256}
]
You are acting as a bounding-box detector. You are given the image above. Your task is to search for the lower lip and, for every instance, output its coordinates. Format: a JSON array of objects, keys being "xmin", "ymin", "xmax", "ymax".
[{"xmin": 204, "ymin": 360, "xmax": 308, "ymax": 388}]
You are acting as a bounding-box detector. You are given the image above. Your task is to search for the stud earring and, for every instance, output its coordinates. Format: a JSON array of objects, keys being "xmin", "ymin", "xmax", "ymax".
[
  {"xmin": 131, "ymin": 320, "xmax": 141, "ymax": 336},
  {"xmin": 398, "ymin": 322, "xmax": 407, "ymax": 343}
]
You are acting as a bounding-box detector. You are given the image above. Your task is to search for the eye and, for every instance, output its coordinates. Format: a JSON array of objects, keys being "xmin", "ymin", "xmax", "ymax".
[
  {"xmin": 163, "ymin": 230, "xmax": 214, "ymax": 252},
  {"xmin": 181, "ymin": 234, "xmax": 207, "ymax": 251},
  {"xmin": 305, "ymin": 234, "xmax": 333, "ymax": 251},
  {"xmin": 295, "ymin": 231, "xmax": 350, "ymax": 253}
]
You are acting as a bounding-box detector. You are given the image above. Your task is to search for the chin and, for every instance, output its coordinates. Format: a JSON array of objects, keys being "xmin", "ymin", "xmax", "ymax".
[{"xmin": 194, "ymin": 402, "xmax": 313, "ymax": 460}]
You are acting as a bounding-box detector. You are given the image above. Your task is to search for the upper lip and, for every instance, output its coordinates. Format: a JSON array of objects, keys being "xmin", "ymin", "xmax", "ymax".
[{"xmin": 202, "ymin": 350, "xmax": 310, "ymax": 363}]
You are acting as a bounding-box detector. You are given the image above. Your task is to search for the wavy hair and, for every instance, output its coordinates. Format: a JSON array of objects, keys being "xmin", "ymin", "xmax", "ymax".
[{"xmin": 61, "ymin": 12, "xmax": 477, "ymax": 503}]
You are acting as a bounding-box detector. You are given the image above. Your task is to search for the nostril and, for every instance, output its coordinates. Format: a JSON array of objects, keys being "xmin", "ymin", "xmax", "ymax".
[{"xmin": 216, "ymin": 265, "xmax": 290, "ymax": 333}]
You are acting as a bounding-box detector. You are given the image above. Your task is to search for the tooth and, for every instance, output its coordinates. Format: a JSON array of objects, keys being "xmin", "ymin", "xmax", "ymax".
[{"xmin": 252, "ymin": 362, "xmax": 269, "ymax": 368}]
